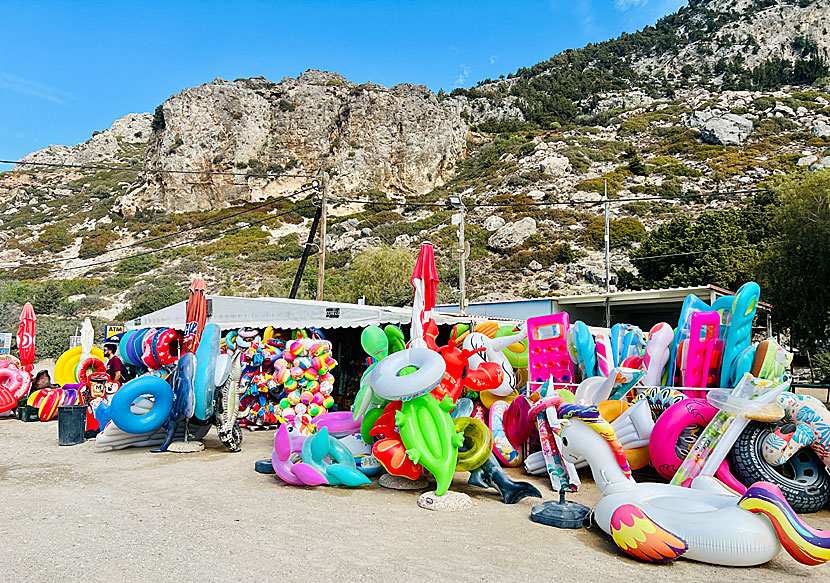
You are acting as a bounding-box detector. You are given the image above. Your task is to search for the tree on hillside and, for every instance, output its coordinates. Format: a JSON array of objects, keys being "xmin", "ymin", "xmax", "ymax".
[
  {"xmin": 762, "ymin": 170, "xmax": 830, "ymax": 350},
  {"xmin": 338, "ymin": 246, "xmax": 415, "ymax": 307},
  {"xmin": 630, "ymin": 203, "xmax": 770, "ymax": 291}
]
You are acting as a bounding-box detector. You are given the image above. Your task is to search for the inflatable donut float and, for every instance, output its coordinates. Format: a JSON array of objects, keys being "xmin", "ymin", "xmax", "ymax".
[
  {"xmin": 650, "ymin": 398, "xmax": 746, "ymax": 493},
  {"xmin": 54, "ymin": 346, "xmax": 105, "ymax": 386},
  {"xmin": 141, "ymin": 328, "xmax": 163, "ymax": 369},
  {"xmin": 152, "ymin": 328, "xmax": 182, "ymax": 367},
  {"xmin": 77, "ymin": 357, "xmax": 106, "ymax": 384}
]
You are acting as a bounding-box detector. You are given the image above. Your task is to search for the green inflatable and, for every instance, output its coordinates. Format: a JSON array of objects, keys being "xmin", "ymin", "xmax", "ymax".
[{"xmin": 395, "ymin": 393, "xmax": 464, "ymax": 496}]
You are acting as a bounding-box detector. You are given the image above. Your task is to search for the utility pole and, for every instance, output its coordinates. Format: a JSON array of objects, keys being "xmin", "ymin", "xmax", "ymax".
[
  {"xmin": 449, "ymin": 194, "xmax": 467, "ymax": 314},
  {"xmin": 604, "ymin": 179, "xmax": 611, "ymax": 328},
  {"xmin": 316, "ymin": 169, "xmax": 328, "ymax": 301}
]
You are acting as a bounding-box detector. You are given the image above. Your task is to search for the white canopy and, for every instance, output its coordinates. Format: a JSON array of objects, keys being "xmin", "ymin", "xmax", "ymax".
[{"xmin": 124, "ymin": 295, "xmax": 520, "ymax": 331}]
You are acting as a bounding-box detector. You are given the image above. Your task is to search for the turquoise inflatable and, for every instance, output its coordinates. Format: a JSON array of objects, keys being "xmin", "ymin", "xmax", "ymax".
[
  {"xmin": 119, "ymin": 330, "xmax": 138, "ymax": 366},
  {"xmin": 109, "ymin": 375, "xmax": 174, "ymax": 434},
  {"xmin": 193, "ymin": 323, "xmax": 221, "ymax": 420},
  {"xmin": 720, "ymin": 282, "xmax": 761, "ymax": 388}
]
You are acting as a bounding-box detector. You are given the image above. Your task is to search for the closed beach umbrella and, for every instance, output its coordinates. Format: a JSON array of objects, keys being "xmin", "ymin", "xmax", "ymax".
[
  {"xmin": 183, "ymin": 277, "xmax": 208, "ymax": 354},
  {"xmin": 16, "ymin": 303, "xmax": 36, "ymax": 373},
  {"xmin": 409, "ymin": 243, "xmax": 439, "ymax": 348},
  {"xmin": 80, "ymin": 317, "xmax": 94, "ymax": 361}
]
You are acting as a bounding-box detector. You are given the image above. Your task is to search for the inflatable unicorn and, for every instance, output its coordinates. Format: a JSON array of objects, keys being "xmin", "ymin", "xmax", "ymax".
[{"xmin": 556, "ymin": 403, "xmax": 830, "ymax": 566}]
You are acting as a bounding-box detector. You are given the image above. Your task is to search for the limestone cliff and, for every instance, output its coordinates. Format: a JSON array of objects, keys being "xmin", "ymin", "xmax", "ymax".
[{"xmin": 124, "ymin": 71, "xmax": 469, "ymax": 213}]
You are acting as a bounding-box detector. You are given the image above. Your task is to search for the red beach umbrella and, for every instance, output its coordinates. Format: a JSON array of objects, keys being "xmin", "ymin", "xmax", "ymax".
[
  {"xmin": 410, "ymin": 243, "xmax": 439, "ymax": 347},
  {"xmin": 183, "ymin": 278, "xmax": 207, "ymax": 354},
  {"xmin": 16, "ymin": 302, "xmax": 36, "ymax": 373}
]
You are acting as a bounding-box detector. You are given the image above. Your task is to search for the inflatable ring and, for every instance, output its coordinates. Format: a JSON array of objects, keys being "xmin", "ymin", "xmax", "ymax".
[
  {"xmin": 0, "ymin": 354, "xmax": 21, "ymax": 366},
  {"xmin": 77, "ymin": 357, "xmax": 106, "ymax": 385},
  {"xmin": 141, "ymin": 328, "xmax": 162, "ymax": 369},
  {"xmin": 503, "ymin": 395, "xmax": 532, "ymax": 448},
  {"xmin": 127, "ymin": 329, "xmax": 149, "ymax": 369},
  {"xmin": 224, "ymin": 330, "xmax": 238, "ymax": 350},
  {"xmin": 454, "ymin": 416, "xmax": 493, "ymax": 471},
  {"xmin": 152, "ymin": 328, "xmax": 181, "ymax": 367},
  {"xmin": 109, "ymin": 376, "xmax": 174, "ymax": 434},
  {"xmin": 369, "ymin": 348, "xmax": 445, "ymax": 401},
  {"xmin": 650, "ymin": 398, "xmax": 746, "ymax": 493},
  {"xmin": 119, "ymin": 330, "xmax": 138, "ymax": 366},
  {"xmin": 480, "ymin": 387, "xmax": 518, "ymax": 410},
  {"xmin": 0, "ymin": 366, "xmax": 23, "ymax": 397},
  {"xmin": 54, "ymin": 346, "xmax": 105, "ymax": 386}
]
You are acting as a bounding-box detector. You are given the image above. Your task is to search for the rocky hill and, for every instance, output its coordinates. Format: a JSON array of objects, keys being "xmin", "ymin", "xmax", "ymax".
[{"xmin": 1, "ymin": 0, "xmax": 829, "ymax": 339}]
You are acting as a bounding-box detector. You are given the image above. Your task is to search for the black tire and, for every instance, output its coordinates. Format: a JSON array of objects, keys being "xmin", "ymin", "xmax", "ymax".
[{"xmin": 729, "ymin": 421, "xmax": 830, "ymax": 514}]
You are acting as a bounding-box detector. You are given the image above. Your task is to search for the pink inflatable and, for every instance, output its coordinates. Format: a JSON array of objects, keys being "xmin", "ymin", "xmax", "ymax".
[{"xmin": 650, "ymin": 398, "xmax": 746, "ymax": 494}]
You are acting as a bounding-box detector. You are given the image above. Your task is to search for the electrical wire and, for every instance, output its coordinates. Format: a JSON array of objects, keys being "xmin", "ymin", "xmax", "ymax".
[
  {"xmin": 327, "ymin": 188, "xmax": 764, "ymax": 209},
  {"xmin": 16, "ymin": 204, "xmax": 315, "ymax": 273},
  {"xmin": 1, "ymin": 159, "xmax": 320, "ymax": 179}
]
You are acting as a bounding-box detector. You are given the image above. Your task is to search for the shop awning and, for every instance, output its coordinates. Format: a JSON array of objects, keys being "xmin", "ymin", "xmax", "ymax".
[{"xmin": 124, "ymin": 295, "xmax": 522, "ymax": 331}]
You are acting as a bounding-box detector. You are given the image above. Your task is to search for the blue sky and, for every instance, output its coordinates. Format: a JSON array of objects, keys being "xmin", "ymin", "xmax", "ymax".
[{"xmin": 0, "ymin": 0, "xmax": 686, "ymax": 168}]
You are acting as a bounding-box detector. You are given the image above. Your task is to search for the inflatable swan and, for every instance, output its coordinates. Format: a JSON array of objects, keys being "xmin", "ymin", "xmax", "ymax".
[
  {"xmin": 463, "ymin": 323, "xmax": 527, "ymax": 397},
  {"xmin": 556, "ymin": 403, "xmax": 830, "ymax": 566}
]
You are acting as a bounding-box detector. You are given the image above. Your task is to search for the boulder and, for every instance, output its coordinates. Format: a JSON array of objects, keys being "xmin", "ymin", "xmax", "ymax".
[
  {"xmin": 528, "ymin": 260, "xmax": 543, "ymax": 271},
  {"xmin": 483, "ymin": 215, "xmax": 506, "ymax": 231},
  {"xmin": 487, "ymin": 217, "xmax": 537, "ymax": 251},
  {"xmin": 798, "ymin": 154, "xmax": 818, "ymax": 167},
  {"xmin": 393, "ymin": 234, "xmax": 411, "ymax": 248},
  {"xmin": 810, "ymin": 156, "xmax": 830, "ymax": 171},
  {"xmin": 699, "ymin": 114, "xmax": 753, "ymax": 146},
  {"xmin": 811, "ymin": 124, "xmax": 830, "ymax": 138},
  {"xmin": 518, "ymin": 149, "xmax": 571, "ymax": 177}
]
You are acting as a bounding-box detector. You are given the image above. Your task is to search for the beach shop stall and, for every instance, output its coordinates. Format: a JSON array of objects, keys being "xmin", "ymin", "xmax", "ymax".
[{"xmin": 125, "ymin": 295, "xmax": 518, "ymax": 411}]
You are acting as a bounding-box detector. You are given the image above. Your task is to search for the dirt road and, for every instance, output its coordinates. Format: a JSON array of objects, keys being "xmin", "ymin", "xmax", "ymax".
[{"xmin": 1, "ymin": 419, "xmax": 827, "ymax": 583}]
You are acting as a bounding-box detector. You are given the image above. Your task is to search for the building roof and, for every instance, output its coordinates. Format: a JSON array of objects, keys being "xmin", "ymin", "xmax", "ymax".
[
  {"xmin": 441, "ymin": 285, "xmax": 772, "ymax": 310},
  {"xmin": 125, "ymin": 295, "xmax": 524, "ymax": 331}
]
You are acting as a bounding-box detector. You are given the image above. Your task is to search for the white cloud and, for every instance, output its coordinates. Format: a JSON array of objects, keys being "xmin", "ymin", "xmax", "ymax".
[
  {"xmin": 489, "ymin": 55, "xmax": 498, "ymax": 66},
  {"xmin": 454, "ymin": 65, "xmax": 471, "ymax": 87},
  {"xmin": 0, "ymin": 71, "xmax": 67, "ymax": 104},
  {"xmin": 614, "ymin": 0, "xmax": 648, "ymax": 10}
]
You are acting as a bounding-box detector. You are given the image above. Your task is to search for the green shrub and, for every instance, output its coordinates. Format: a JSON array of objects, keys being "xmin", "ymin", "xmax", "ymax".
[
  {"xmin": 116, "ymin": 284, "xmax": 188, "ymax": 322},
  {"xmin": 80, "ymin": 228, "xmax": 118, "ymax": 257},
  {"xmin": 36, "ymin": 225, "xmax": 72, "ymax": 253},
  {"xmin": 117, "ymin": 254, "xmax": 162, "ymax": 275},
  {"xmin": 583, "ymin": 216, "xmax": 645, "ymax": 249}
]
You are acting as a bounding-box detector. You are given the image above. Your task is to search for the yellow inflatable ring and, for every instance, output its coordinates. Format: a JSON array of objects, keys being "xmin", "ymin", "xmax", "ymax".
[
  {"xmin": 55, "ymin": 346, "xmax": 104, "ymax": 386},
  {"xmin": 454, "ymin": 416, "xmax": 493, "ymax": 472},
  {"xmin": 480, "ymin": 388, "xmax": 519, "ymax": 409},
  {"xmin": 597, "ymin": 400, "xmax": 651, "ymax": 470}
]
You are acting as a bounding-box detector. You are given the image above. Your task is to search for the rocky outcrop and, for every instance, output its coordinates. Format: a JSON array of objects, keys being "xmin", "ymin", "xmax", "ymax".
[
  {"xmin": 697, "ymin": 113, "xmax": 753, "ymax": 146},
  {"xmin": 632, "ymin": 0, "xmax": 830, "ymax": 83},
  {"xmin": 16, "ymin": 113, "xmax": 151, "ymax": 168},
  {"xmin": 124, "ymin": 71, "xmax": 470, "ymax": 213},
  {"xmin": 518, "ymin": 142, "xmax": 571, "ymax": 176},
  {"xmin": 487, "ymin": 217, "xmax": 537, "ymax": 251}
]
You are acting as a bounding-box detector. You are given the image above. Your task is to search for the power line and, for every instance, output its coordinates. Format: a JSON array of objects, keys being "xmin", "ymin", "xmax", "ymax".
[
  {"xmin": 327, "ymin": 188, "xmax": 764, "ymax": 209},
  {"xmin": 16, "ymin": 204, "xmax": 315, "ymax": 273},
  {"xmin": 1, "ymin": 159, "xmax": 320, "ymax": 179},
  {"xmin": 28, "ymin": 185, "xmax": 317, "ymax": 267}
]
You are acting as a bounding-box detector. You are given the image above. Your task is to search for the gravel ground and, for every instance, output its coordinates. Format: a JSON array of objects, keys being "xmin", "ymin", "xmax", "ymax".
[{"xmin": 1, "ymin": 418, "xmax": 828, "ymax": 583}]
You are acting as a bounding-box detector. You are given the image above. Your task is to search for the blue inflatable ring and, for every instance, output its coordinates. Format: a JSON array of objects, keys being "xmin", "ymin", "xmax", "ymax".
[
  {"xmin": 109, "ymin": 375, "xmax": 174, "ymax": 434},
  {"xmin": 127, "ymin": 329, "xmax": 149, "ymax": 368},
  {"xmin": 119, "ymin": 330, "xmax": 138, "ymax": 366}
]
